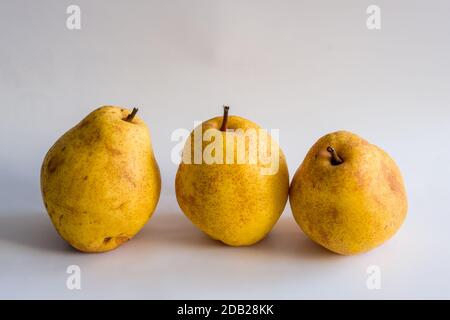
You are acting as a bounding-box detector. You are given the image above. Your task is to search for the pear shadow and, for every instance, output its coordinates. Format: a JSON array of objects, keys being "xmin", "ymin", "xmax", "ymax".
[
  {"xmin": 136, "ymin": 210, "xmax": 342, "ymax": 261},
  {"xmin": 0, "ymin": 212, "xmax": 74, "ymax": 253},
  {"xmin": 135, "ymin": 210, "xmax": 219, "ymax": 249},
  {"xmin": 0, "ymin": 210, "xmax": 344, "ymax": 260},
  {"xmin": 252, "ymin": 214, "xmax": 343, "ymax": 261}
]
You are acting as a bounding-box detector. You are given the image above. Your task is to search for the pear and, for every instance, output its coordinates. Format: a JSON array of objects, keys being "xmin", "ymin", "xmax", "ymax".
[
  {"xmin": 175, "ymin": 107, "xmax": 289, "ymax": 246},
  {"xmin": 41, "ymin": 106, "xmax": 161, "ymax": 252},
  {"xmin": 289, "ymin": 131, "xmax": 407, "ymax": 255}
]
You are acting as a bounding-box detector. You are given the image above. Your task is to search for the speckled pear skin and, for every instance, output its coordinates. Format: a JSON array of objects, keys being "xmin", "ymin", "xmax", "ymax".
[
  {"xmin": 175, "ymin": 115, "xmax": 289, "ymax": 246},
  {"xmin": 40, "ymin": 106, "xmax": 161, "ymax": 253},
  {"xmin": 289, "ymin": 131, "xmax": 407, "ymax": 255}
]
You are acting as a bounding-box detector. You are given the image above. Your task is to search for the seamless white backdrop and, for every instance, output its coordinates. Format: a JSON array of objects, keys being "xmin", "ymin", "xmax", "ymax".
[{"xmin": 0, "ymin": 0, "xmax": 449, "ymax": 299}]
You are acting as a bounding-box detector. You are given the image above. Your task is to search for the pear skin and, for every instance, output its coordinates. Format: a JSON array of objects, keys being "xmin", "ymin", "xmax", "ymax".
[
  {"xmin": 41, "ymin": 106, "xmax": 161, "ymax": 252},
  {"xmin": 289, "ymin": 131, "xmax": 407, "ymax": 255},
  {"xmin": 175, "ymin": 108, "xmax": 289, "ymax": 246}
]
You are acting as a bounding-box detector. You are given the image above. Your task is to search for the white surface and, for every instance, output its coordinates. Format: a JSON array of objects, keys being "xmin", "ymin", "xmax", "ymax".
[
  {"xmin": 1, "ymin": 0, "xmax": 450, "ymax": 299},
  {"xmin": 1, "ymin": 194, "xmax": 448, "ymax": 299}
]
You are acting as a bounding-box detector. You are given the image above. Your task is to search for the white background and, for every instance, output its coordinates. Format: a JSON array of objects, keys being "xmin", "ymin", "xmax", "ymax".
[{"xmin": 0, "ymin": 0, "xmax": 449, "ymax": 299}]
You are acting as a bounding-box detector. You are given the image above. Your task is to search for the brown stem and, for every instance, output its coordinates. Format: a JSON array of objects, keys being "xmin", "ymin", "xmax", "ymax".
[
  {"xmin": 327, "ymin": 146, "xmax": 343, "ymax": 165},
  {"xmin": 220, "ymin": 106, "xmax": 230, "ymax": 131},
  {"xmin": 125, "ymin": 108, "xmax": 139, "ymax": 122}
]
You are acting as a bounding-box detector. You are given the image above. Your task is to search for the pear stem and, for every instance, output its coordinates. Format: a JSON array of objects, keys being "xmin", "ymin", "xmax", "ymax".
[
  {"xmin": 327, "ymin": 146, "xmax": 343, "ymax": 165},
  {"xmin": 220, "ymin": 106, "xmax": 230, "ymax": 131},
  {"xmin": 125, "ymin": 108, "xmax": 139, "ymax": 122}
]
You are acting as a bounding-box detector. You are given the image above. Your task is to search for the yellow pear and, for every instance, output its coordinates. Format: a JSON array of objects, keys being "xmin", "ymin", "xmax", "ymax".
[
  {"xmin": 175, "ymin": 107, "xmax": 289, "ymax": 246},
  {"xmin": 41, "ymin": 106, "xmax": 161, "ymax": 252},
  {"xmin": 289, "ymin": 131, "xmax": 407, "ymax": 255}
]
